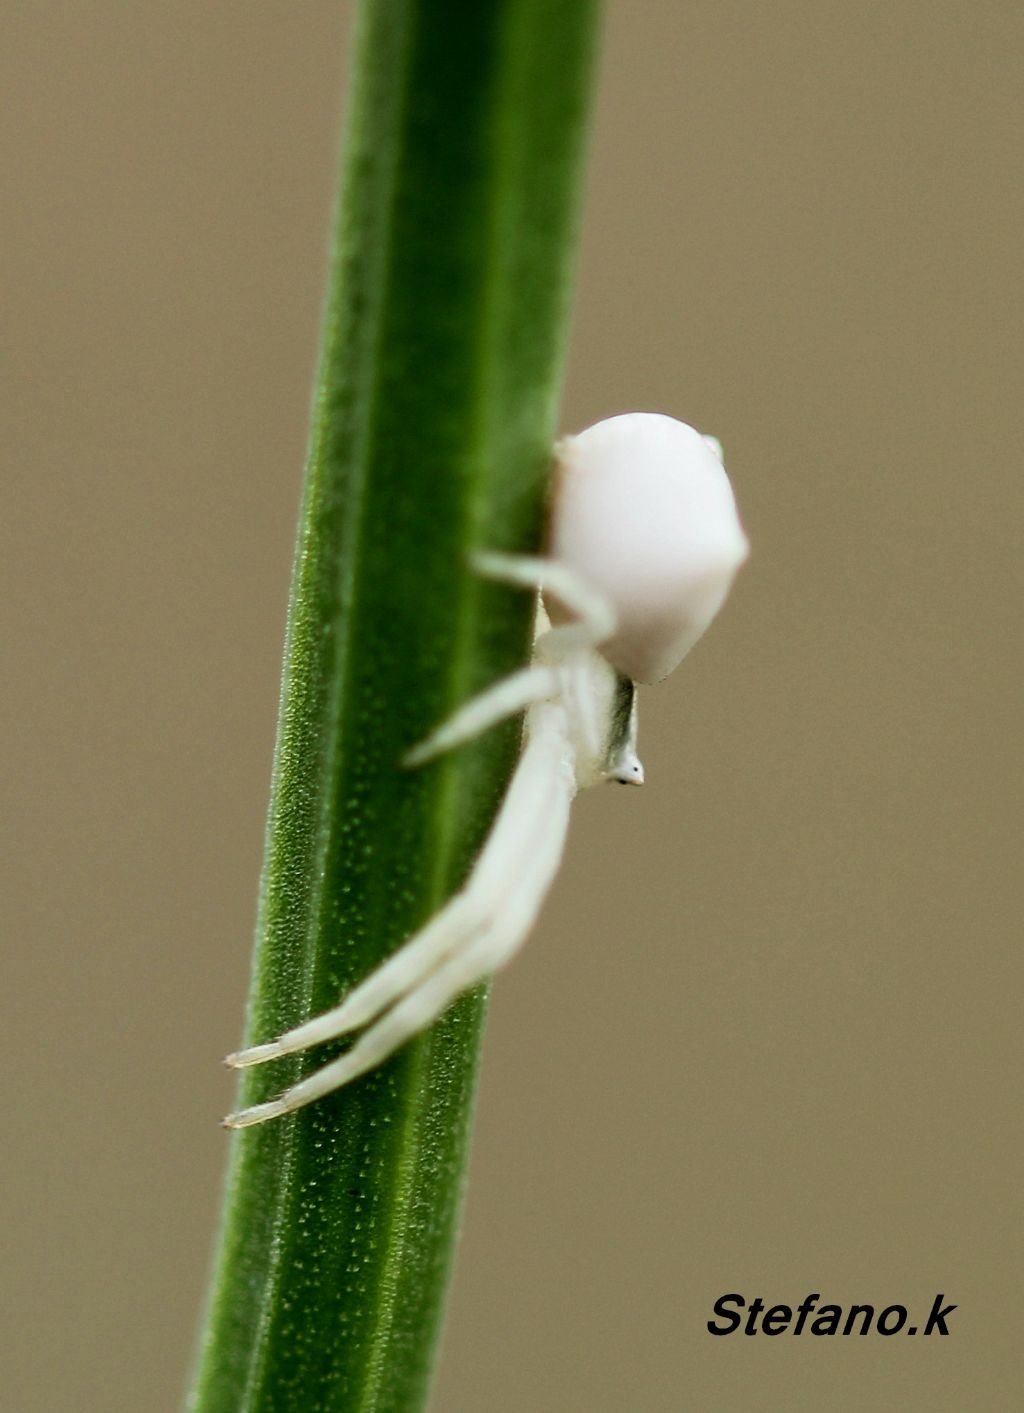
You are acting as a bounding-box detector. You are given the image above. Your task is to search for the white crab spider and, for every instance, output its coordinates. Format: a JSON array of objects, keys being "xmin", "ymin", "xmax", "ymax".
[{"xmin": 224, "ymin": 413, "xmax": 748, "ymax": 1128}]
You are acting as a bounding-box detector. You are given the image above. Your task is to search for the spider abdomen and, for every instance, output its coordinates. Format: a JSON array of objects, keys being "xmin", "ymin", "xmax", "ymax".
[{"xmin": 547, "ymin": 412, "xmax": 748, "ymax": 684}]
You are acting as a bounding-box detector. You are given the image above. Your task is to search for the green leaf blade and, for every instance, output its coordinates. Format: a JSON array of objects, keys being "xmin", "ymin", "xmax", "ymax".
[{"xmin": 188, "ymin": 3, "xmax": 603, "ymax": 1409}]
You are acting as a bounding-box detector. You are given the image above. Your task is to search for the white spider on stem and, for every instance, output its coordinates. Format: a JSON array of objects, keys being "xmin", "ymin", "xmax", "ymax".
[{"xmin": 224, "ymin": 413, "xmax": 748, "ymax": 1128}]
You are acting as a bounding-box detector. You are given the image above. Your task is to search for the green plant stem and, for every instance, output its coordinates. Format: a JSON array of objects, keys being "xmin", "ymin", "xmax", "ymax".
[{"xmin": 187, "ymin": 3, "xmax": 603, "ymax": 1410}]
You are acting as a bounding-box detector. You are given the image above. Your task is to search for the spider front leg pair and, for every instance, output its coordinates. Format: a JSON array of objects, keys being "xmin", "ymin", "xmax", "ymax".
[{"xmin": 223, "ymin": 553, "xmax": 623, "ymax": 1129}]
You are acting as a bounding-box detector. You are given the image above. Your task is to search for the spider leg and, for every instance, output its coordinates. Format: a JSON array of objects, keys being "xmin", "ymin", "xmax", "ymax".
[
  {"xmin": 471, "ymin": 550, "xmax": 616, "ymax": 658},
  {"xmin": 229, "ymin": 651, "xmax": 567, "ymax": 1071},
  {"xmin": 224, "ymin": 719, "xmax": 574, "ymax": 1128},
  {"xmin": 224, "ymin": 891, "xmax": 491, "ymax": 1069},
  {"xmin": 403, "ymin": 553, "xmax": 615, "ymax": 770},
  {"xmin": 228, "ymin": 700, "xmax": 568, "ymax": 1073},
  {"xmin": 402, "ymin": 663, "xmax": 558, "ymax": 768}
]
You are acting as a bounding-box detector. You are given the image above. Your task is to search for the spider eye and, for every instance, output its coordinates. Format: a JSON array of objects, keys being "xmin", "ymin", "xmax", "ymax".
[{"xmin": 611, "ymin": 760, "xmax": 644, "ymax": 786}]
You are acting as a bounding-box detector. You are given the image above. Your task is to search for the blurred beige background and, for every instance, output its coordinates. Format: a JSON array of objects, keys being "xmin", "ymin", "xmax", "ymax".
[{"xmin": 3, "ymin": 2, "xmax": 1020, "ymax": 1409}]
